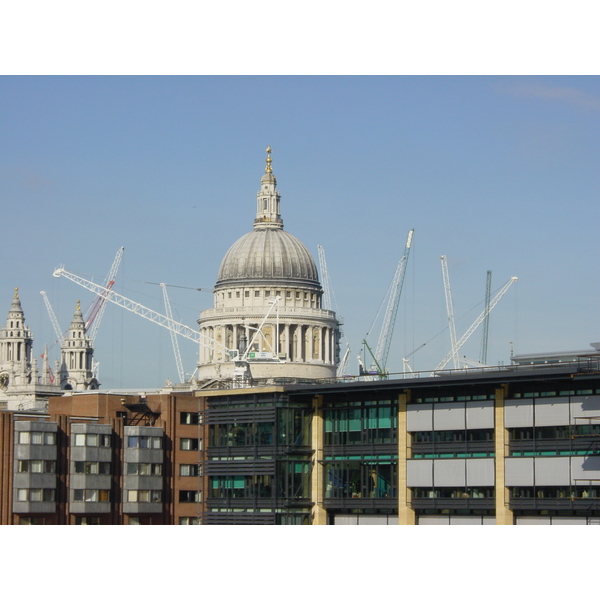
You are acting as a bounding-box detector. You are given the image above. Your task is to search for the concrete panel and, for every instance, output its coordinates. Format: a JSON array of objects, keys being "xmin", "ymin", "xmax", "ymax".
[
  {"xmin": 516, "ymin": 516, "xmax": 551, "ymax": 525},
  {"xmin": 505, "ymin": 457, "xmax": 534, "ymax": 486},
  {"xmin": 334, "ymin": 514, "xmax": 359, "ymax": 525},
  {"xmin": 14, "ymin": 445, "xmax": 57, "ymax": 461},
  {"xmin": 70, "ymin": 446, "xmax": 112, "ymax": 462},
  {"xmin": 570, "ymin": 395, "xmax": 600, "ymax": 424},
  {"xmin": 535, "ymin": 457, "xmax": 570, "ymax": 486},
  {"xmin": 433, "ymin": 402, "xmax": 465, "ymax": 431},
  {"xmin": 70, "ymin": 474, "xmax": 111, "ymax": 489},
  {"xmin": 551, "ymin": 517, "xmax": 587, "ymax": 525},
  {"xmin": 418, "ymin": 515, "xmax": 450, "ymax": 525},
  {"xmin": 535, "ymin": 398, "xmax": 569, "ymax": 427},
  {"xmin": 466, "ymin": 458, "xmax": 495, "ymax": 486},
  {"xmin": 449, "ymin": 515, "xmax": 484, "ymax": 525},
  {"xmin": 123, "ymin": 475, "xmax": 163, "ymax": 490},
  {"xmin": 570, "ymin": 455, "xmax": 600, "ymax": 484},
  {"xmin": 357, "ymin": 515, "xmax": 391, "ymax": 525},
  {"xmin": 433, "ymin": 459, "xmax": 465, "ymax": 487},
  {"xmin": 406, "ymin": 404, "xmax": 433, "ymax": 432},
  {"xmin": 466, "ymin": 401, "xmax": 494, "ymax": 429},
  {"xmin": 406, "ymin": 459, "xmax": 433, "ymax": 487},
  {"xmin": 505, "ymin": 399, "xmax": 533, "ymax": 428}
]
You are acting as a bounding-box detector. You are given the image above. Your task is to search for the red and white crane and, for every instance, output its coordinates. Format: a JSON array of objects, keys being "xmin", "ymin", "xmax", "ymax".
[{"xmin": 84, "ymin": 246, "xmax": 124, "ymax": 343}]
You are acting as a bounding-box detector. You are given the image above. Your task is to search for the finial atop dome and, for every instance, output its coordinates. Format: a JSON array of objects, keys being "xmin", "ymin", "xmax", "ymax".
[
  {"xmin": 256, "ymin": 146, "xmax": 282, "ymax": 229},
  {"xmin": 9, "ymin": 287, "xmax": 24, "ymax": 315},
  {"xmin": 265, "ymin": 145, "xmax": 272, "ymax": 174}
]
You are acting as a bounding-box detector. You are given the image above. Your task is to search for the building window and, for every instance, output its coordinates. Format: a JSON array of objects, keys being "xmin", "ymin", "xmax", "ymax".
[
  {"xmin": 74, "ymin": 461, "xmax": 111, "ymax": 475},
  {"xmin": 126, "ymin": 463, "xmax": 162, "ymax": 475},
  {"xmin": 73, "ymin": 433, "xmax": 111, "ymax": 447},
  {"xmin": 19, "ymin": 517, "xmax": 46, "ymax": 525},
  {"xmin": 265, "ymin": 291, "xmax": 270, "ymax": 297},
  {"xmin": 75, "ymin": 517, "xmax": 101, "ymax": 525},
  {"xmin": 255, "ymin": 291, "xmax": 260, "ymax": 297},
  {"xmin": 180, "ymin": 464, "xmax": 201, "ymax": 476},
  {"xmin": 16, "ymin": 489, "xmax": 56, "ymax": 502},
  {"xmin": 180, "ymin": 412, "xmax": 201, "ymax": 425},
  {"xmin": 18, "ymin": 460, "xmax": 55, "ymax": 473},
  {"xmin": 180, "ymin": 438, "xmax": 200, "ymax": 451},
  {"xmin": 127, "ymin": 435, "xmax": 162, "ymax": 449},
  {"xmin": 126, "ymin": 490, "xmax": 162, "ymax": 503},
  {"xmin": 73, "ymin": 489, "xmax": 110, "ymax": 502},
  {"xmin": 179, "ymin": 517, "xmax": 201, "ymax": 525},
  {"xmin": 245, "ymin": 291, "xmax": 249, "ymax": 298},
  {"xmin": 18, "ymin": 431, "xmax": 56, "ymax": 445},
  {"xmin": 179, "ymin": 490, "xmax": 201, "ymax": 503}
]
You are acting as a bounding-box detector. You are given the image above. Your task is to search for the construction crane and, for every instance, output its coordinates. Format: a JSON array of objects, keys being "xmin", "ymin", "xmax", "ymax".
[
  {"xmin": 363, "ymin": 228, "xmax": 414, "ymax": 377},
  {"xmin": 440, "ymin": 256, "xmax": 459, "ymax": 370},
  {"xmin": 337, "ymin": 343, "xmax": 351, "ymax": 378},
  {"xmin": 40, "ymin": 291, "xmax": 65, "ymax": 346},
  {"xmin": 85, "ymin": 246, "xmax": 124, "ymax": 343},
  {"xmin": 317, "ymin": 245, "xmax": 333, "ymax": 311},
  {"xmin": 160, "ymin": 283, "xmax": 185, "ymax": 384},
  {"xmin": 53, "ymin": 266, "xmax": 285, "ymax": 385},
  {"xmin": 479, "ymin": 270, "xmax": 492, "ymax": 364},
  {"xmin": 53, "ymin": 266, "xmax": 234, "ymax": 356},
  {"xmin": 433, "ymin": 276, "xmax": 518, "ymax": 373}
]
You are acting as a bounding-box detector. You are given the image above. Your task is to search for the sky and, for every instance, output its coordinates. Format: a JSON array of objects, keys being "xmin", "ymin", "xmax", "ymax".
[
  {"xmin": 1, "ymin": 74, "xmax": 599, "ymax": 389},
  {"xmin": 1, "ymin": 3, "xmax": 599, "ymax": 391}
]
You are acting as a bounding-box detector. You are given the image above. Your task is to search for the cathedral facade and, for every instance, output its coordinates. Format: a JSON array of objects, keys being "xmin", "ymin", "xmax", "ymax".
[
  {"xmin": 197, "ymin": 149, "xmax": 340, "ymax": 383},
  {"xmin": 0, "ymin": 290, "xmax": 99, "ymax": 411}
]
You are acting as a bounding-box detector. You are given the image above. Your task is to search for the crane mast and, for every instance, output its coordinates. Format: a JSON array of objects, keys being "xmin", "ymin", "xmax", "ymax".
[
  {"xmin": 434, "ymin": 276, "xmax": 517, "ymax": 373},
  {"xmin": 40, "ymin": 291, "xmax": 65, "ymax": 345},
  {"xmin": 480, "ymin": 270, "xmax": 492, "ymax": 364},
  {"xmin": 372, "ymin": 228, "xmax": 414, "ymax": 374},
  {"xmin": 440, "ymin": 255, "xmax": 459, "ymax": 369},
  {"xmin": 85, "ymin": 246, "xmax": 125, "ymax": 343},
  {"xmin": 317, "ymin": 245, "xmax": 332, "ymax": 311},
  {"xmin": 160, "ymin": 283, "xmax": 186, "ymax": 384}
]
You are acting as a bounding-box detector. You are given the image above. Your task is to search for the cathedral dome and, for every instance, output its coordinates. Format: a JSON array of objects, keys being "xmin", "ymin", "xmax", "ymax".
[
  {"xmin": 214, "ymin": 147, "xmax": 321, "ymax": 291},
  {"xmin": 216, "ymin": 228, "xmax": 320, "ymax": 289}
]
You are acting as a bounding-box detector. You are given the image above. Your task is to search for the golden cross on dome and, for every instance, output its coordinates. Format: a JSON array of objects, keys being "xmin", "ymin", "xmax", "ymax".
[
  {"xmin": 265, "ymin": 146, "xmax": 272, "ymax": 173},
  {"xmin": 14, "ymin": 287, "xmax": 19, "ymax": 299}
]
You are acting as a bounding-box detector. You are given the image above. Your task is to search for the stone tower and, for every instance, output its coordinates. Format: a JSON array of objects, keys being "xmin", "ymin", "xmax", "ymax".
[
  {"xmin": 59, "ymin": 300, "xmax": 99, "ymax": 391},
  {"xmin": 0, "ymin": 288, "xmax": 34, "ymax": 390}
]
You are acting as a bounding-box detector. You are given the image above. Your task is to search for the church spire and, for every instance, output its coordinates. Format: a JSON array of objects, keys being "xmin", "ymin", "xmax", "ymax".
[{"xmin": 255, "ymin": 146, "xmax": 283, "ymax": 230}]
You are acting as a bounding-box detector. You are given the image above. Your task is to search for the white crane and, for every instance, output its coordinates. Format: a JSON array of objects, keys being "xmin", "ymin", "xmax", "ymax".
[
  {"xmin": 85, "ymin": 246, "xmax": 125, "ymax": 343},
  {"xmin": 479, "ymin": 270, "xmax": 492, "ymax": 364},
  {"xmin": 440, "ymin": 256, "xmax": 460, "ymax": 370},
  {"xmin": 53, "ymin": 266, "xmax": 286, "ymax": 386},
  {"xmin": 364, "ymin": 228, "xmax": 414, "ymax": 377},
  {"xmin": 317, "ymin": 245, "xmax": 333, "ymax": 311},
  {"xmin": 40, "ymin": 291, "xmax": 65, "ymax": 346},
  {"xmin": 433, "ymin": 276, "xmax": 518, "ymax": 373},
  {"xmin": 160, "ymin": 283, "xmax": 185, "ymax": 384},
  {"xmin": 337, "ymin": 343, "xmax": 351, "ymax": 378},
  {"xmin": 53, "ymin": 266, "xmax": 234, "ymax": 357}
]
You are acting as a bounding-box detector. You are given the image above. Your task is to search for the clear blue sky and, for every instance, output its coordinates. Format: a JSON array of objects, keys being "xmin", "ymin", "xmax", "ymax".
[{"xmin": 1, "ymin": 75, "xmax": 599, "ymax": 389}]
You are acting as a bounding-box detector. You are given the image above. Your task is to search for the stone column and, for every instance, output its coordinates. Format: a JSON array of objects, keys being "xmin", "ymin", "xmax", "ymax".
[
  {"xmin": 311, "ymin": 395, "xmax": 327, "ymax": 525},
  {"xmin": 284, "ymin": 324, "xmax": 290, "ymax": 360},
  {"xmin": 398, "ymin": 391, "xmax": 416, "ymax": 524},
  {"xmin": 495, "ymin": 384, "xmax": 513, "ymax": 525}
]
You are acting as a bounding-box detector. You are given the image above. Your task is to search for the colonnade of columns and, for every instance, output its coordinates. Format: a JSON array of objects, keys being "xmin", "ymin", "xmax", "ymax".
[{"xmin": 199, "ymin": 321, "xmax": 337, "ymax": 366}]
